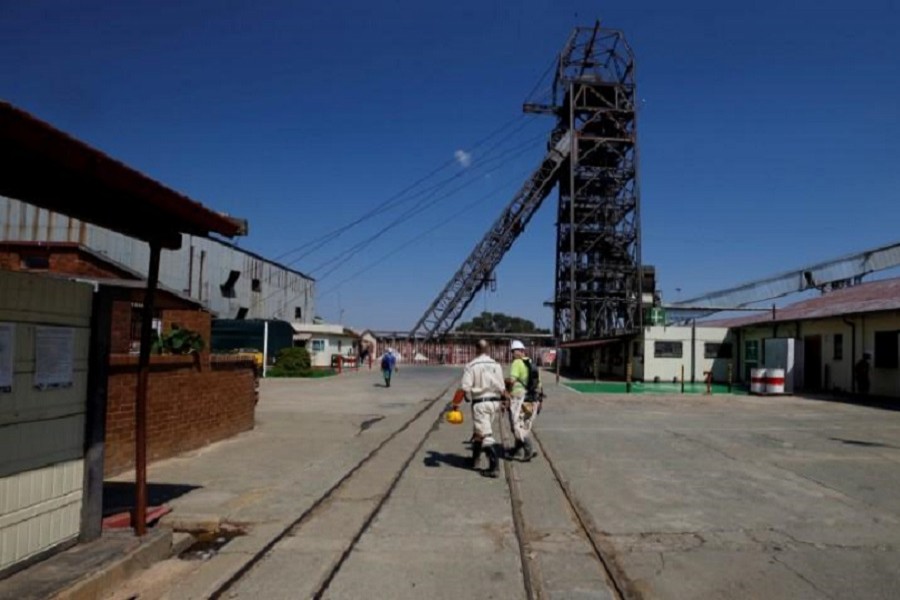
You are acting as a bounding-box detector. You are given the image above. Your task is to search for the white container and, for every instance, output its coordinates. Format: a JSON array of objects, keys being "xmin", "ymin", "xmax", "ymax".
[
  {"xmin": 766, "ymin": 368, "xmax": 786, "ymax": 394},
  {"xmin": 750, "ymin": 368, "xmax": 767, "ymax": 395}
]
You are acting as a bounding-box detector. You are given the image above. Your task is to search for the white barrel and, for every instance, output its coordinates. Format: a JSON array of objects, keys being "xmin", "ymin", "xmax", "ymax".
[
  {"xmin": 766, "ymin": 368, "xmax": 785, "ymax": 394},
  {"xmin": 750, "ymin": 368, "xmax": 767, "ymax": 394}
]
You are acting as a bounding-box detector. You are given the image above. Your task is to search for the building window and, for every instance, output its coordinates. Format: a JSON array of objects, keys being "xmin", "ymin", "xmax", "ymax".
[
  {"xmin": 20, "ymin": 253, "xmax": 50, "ymax": 270},
  {"xmin": 294, "ymin": 307, "xmax": 302, "ymax": 320},
  {"xmin": 338, "ymin": 340, "xmax": 342, "ymax": 353},
  {"xmin": 704, "ymin": 343, "xmax": 733, "ymax": 359},
  {"xmin": 251, "ymin": 278, "xmax": 261, "ymax": 292},
  {"xmin": 654, "ymin": 341, "xmax": 682, "ymax": 358},
  {"xmin": 833, "ymin": 333, "xmax": 843, "ymax": 361},
  {"xmin": 130, "ymin": 303, "xmax": 162, "ymax": 353},
  {"xmin": 745, "ymin": 340, "xmax": 759, "ymax": 363},
  {"xmin": 874, "ymin": 331, "xmax": 899, "ymax": 369},
  {"xmin": 311, "ymin": 339, "xmax": 325, "ymax": 352}
]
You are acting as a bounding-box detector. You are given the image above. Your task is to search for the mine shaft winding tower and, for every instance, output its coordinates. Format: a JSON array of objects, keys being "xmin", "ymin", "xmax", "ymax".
[{"xmin": 411, "ymin": 22, "xmax": 645, "ymax": 344}]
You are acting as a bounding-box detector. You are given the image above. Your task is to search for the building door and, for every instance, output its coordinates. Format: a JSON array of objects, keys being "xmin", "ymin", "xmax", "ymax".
[{"xmin": 804, "ymin": 335, "xmax": 823, "ymax": 392}]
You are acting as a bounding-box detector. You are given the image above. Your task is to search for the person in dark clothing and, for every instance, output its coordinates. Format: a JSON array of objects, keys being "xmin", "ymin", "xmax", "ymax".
[
  {"xmin": 855, "ymin": 352, "xmax": 871, "ymax": 395},
  {"xmin": 381, "ymin": 348, "xmax": 397, "ymax": 387}
]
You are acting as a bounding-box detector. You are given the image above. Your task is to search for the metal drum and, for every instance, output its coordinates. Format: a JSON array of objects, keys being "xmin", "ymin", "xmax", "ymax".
[
  {"xmin": 766, "ymin": 368, "xmax": 786, "ymax": 394},
  {"xmin": 750, "ymin": 368, "xmax": 767, "ymax": 394}
]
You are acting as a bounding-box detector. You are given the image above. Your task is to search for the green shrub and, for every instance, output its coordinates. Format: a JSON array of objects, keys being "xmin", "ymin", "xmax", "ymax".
[
  {"xmin": 267, "ymin": 366, "xmax": 335, "ymax": 378},
  {"xmin": 151, "ymin": 325, "xmax": 205, "ymax": 355},
  {"xmin": 274, "ymin": 347, "xmax": 311, "ymax": 372}
]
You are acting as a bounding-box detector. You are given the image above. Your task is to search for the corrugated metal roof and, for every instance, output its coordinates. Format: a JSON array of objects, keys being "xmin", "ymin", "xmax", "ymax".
[
  {"xmin": 291, "ymin": 322, "xmax": 360, "ymax": 338},
  {"xmin": 0, "ymin": 101, "xmax": 247, "ymax": 247},
  {"xmin": 673, "ymin": 241, "xmax": 900, "ymax": 309},
  {"xmin": 702, "ymin": 277, "xmax": 900, "ymax": 328},
  {"xmin": 39, "ymin": 273, "xmax": 202, "ymax": 308}
]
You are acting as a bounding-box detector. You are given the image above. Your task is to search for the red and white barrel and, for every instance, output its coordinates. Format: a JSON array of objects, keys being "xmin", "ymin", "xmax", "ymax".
[
  {"xmin": 766, "ymin": 368, "xmax": 786, "ymax": 394},
  {"xmin": 750, "ymin": 368, "xmax": 767, "ymax": 394}
]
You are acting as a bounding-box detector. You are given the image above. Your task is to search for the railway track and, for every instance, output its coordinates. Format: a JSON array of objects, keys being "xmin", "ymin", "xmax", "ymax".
[
  {"xmin": 209, "ymin": 382, "xmax": 454, "ymax": 599},
  {"xmin": 208, "ymin": 386, "xmax": 632, "ymax": 599},
  {"xmin": 523, "ymin": 428, "xmax": 635, "ymax": 600}
]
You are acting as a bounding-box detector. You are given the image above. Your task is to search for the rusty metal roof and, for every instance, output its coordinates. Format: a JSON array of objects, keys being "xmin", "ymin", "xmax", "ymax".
[
  {"xmin": 0, "ymin": 101, "xmax": 247, "ymax": 249},
  {"xmin": 703, "ymin": 277, "xmax": 900, "ymax": 328}
]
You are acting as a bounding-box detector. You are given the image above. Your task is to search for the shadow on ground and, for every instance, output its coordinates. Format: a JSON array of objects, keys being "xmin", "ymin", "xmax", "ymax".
[
  {"xmin": 423, "ymin": 450, "xmax": 471, "ymax": 470},
  {"xmin": 805, "ymin": 393, "xmax": 900, "ymax": 412},
  {"xmin": 103, "ymin": 481, "xmax": 201, "ymax": 516}
]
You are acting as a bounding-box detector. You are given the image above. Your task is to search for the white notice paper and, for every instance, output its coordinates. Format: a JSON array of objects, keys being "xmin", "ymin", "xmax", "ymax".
[
  {"xmin": 0, "ymin": 322, "xmax": 13, "ymax": 392},
  {"xmin": 34, "ymin": 326, "xmax": 74, "ymax": 390}
]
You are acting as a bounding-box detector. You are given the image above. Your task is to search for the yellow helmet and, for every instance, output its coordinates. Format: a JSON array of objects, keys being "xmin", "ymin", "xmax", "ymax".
[{"xmin": 445, "ymin": 409, "xmax": 464, "ymax": 425}]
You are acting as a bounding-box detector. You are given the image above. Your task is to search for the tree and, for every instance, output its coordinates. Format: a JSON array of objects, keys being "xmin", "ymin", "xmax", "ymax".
[{"xmin": 455, "ymin": 312, "xmax": 550, "ymax": 334}]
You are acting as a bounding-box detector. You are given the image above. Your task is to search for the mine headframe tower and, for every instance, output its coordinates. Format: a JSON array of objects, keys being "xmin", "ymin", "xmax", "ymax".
[
  {"xmin": 526, "ymin": 23, "xmax": 643, "ymax": 342},
  {"xmin": 409, "ymin": 22, "xmax": 644, "ymax": 345}
]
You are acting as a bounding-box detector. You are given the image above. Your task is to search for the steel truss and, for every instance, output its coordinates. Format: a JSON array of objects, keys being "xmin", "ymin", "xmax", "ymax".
[
  {"xmin": 410, "ymin": 22, "xmax": 643, "ymax": 343},
  {"xmin": 409, "ymin": 132, "xmax": 571, "ymax": 339},
  {"xmin": 545, "ymin": 24, "xmax": 643, "ymax": 341}
]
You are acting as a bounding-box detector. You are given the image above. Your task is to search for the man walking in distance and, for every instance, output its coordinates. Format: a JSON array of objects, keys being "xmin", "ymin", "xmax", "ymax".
[
  {"xmin": 461, "ymin": 339, "xmax": 507, "ymax": 478},
  {"xmin": 508, "ymin": 340, "xmax": 541, "ymax": 462},
  {"xmin": 381, "ymin": 348, "xmax": 397, "ymax": 387}
]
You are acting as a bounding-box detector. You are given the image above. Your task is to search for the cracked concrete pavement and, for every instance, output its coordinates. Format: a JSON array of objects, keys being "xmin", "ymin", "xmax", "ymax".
[
  {"xmin": 537, "ymin": 381, "xmax": 900, "ymax": 599},
  {"xmin": 100, "ymin": 369, "xmax": 900, "ymax": 599}
]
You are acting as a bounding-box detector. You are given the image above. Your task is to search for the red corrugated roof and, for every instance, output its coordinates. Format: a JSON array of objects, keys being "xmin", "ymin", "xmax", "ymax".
[{"xmin": 701, "ymin": 277, "xmax": 900, "ymax": 328}]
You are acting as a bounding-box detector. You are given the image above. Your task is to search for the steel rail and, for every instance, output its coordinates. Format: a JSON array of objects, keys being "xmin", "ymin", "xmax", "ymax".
[{"xmin": 209, "ymin": 380, "xmax": 456, "ymax": 598}]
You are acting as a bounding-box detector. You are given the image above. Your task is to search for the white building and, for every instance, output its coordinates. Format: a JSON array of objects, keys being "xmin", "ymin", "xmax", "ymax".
[
  {"xmin": 291, "ymin": 323, "xmax": 361, "ymax": 368},
  {"xmin": 707, "ymin": 278, "xmax": 900, "ymax": 397},
  {"xmin": 635, "ymin": 325, "xmax": 733, "ymax": 383}
]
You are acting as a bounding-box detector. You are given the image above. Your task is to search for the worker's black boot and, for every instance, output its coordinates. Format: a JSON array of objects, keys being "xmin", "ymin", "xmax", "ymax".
[
  {"xmin": 522, "ymin": 437, "xmax": 538, "ymax": 462},
  {"xmin": 482, "ymin": 445, "xmax": 500, "ymax": 478},
  {"xmin": 508, "ymin": 439, "xmax": 523, "ymax": 460},
  {"xmin": 469, "ymin": 440, "xmax": 483, "ymax": 471}
]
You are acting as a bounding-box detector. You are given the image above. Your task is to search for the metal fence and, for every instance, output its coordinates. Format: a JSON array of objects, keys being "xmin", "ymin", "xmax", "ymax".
[{"xmin": 375, "ymin": 338, "xmax": 554, "ymax": 366}]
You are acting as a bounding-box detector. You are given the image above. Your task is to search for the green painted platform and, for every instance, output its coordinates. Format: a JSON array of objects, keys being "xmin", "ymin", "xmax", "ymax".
[{"xmin": 565, "ymin": 381, "xmax": 748, "ymax": 395}]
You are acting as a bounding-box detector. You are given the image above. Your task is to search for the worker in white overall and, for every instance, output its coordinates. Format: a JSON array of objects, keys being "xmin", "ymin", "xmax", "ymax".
[{"xmin": 460, "ymin": 339, "xmax": 507, "ymax": 478}]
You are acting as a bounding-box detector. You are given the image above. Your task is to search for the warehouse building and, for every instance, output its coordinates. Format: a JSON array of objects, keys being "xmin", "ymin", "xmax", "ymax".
[
  {"xmin": 708, "ymin": 277, "xmax": 900, "ymax": 397},
  {"xmin": 1, "ymin": 197, "xmax": 314, "ymax": 323}
]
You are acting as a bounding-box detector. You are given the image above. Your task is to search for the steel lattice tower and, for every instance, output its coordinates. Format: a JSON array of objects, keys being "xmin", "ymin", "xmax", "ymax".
[
  {"xmin": 410, "ymin": 22, "xmax": 643, "ymax": 345},
  {"xmin": 537, "ymin": 24, "xmax": 643, "ymax": 342}
]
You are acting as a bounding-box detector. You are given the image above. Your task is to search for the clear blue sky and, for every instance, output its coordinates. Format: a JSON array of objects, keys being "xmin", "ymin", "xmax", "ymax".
[{"xmin": 3, "ymin": 1, "xmax": 898, "ymax": 330}]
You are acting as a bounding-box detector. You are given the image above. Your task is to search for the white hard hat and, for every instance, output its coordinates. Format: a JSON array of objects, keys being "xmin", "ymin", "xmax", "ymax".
[{"xmin": 510, "ymin": 340, "xmax": 526, "ymax": 351}]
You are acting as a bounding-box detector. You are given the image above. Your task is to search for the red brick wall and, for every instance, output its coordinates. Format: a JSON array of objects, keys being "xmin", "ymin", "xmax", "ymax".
[
  {"xmin": 163, "ymin": 308, "xmax": 212, "ymax": 352},
  {"xmin": 110, "ymin": 301, "xmax": 134, "ymax": 354},
  {"xmin": 104, "ymin": 354, "xmax": 257, "ymax": 476},
  {"xmin": 109, "ymin": 303, "xmax": 212, "ymax": 355},
  {"xmin": 0, "ymin": 245, "xmax": 134, "ymax": 278}
]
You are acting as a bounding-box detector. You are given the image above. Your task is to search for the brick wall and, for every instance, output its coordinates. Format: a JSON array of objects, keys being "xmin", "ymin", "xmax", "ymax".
[
  {"xmin": 104, "ymin": 354, "xmax": 257, "ymax": 476},
  {"xmin": 110, "ymin": 300, "xmax": 134, "ymax": 354},
  {"xmin": 0, "ymin": 244, "xmax": 134, "ymax": 278},
  {"xmin": 109, "ymin": 303, "xmax": 212, "ymax": 355},
  {"xmin": 163, "ymin": 308, "xmax": 211, "ymax": 350}
]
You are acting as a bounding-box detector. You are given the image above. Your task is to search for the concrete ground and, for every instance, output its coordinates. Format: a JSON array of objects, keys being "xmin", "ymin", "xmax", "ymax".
[
  {"xmin": 95, "ymin": 367, "xmax": 900, "ymax": 599},
  {"xmin": 103, "ymin": 365, "xmax": 460, "ymax": 599},
  {"xmin": 541, "ymin": 381, "xmax": 900, "ymax": 599}
]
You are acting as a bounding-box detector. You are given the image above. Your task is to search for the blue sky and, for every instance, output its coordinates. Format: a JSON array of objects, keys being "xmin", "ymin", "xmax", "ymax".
[{"xmin": 3, "ymin": 0, "xmax": 898, "ymax": 330}]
